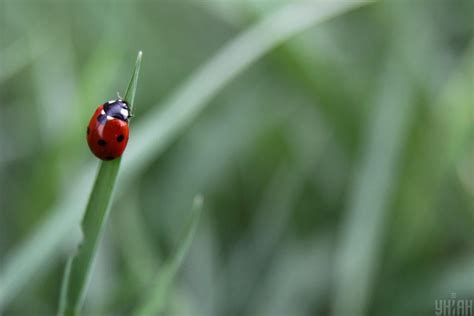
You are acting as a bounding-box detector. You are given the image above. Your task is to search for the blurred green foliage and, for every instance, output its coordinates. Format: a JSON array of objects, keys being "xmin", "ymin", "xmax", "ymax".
[{"xmin": 0, "ymin": 1, "xmax": 473, "ymax": 315}]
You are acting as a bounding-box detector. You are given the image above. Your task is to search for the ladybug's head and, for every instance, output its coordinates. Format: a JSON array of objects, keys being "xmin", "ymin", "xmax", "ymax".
[{"xmin": 103, "ymin": 99, "xmax": 131, "ymax": 122}]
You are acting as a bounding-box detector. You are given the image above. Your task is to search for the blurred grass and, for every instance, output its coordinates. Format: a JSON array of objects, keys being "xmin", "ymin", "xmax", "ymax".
[
  {"xmin": 135, "ymin": 195, "xmax": 203, "ymax": 316},
  {"xmin": 332, "ymin": 58, "xmax": 415, "ymax": 316},
  {"xmin": 0, "ymin": 0, "xmax": 473, "ymax": 315},
  {"xmin": 0, "ymin": 1, "xmax": 365, "ymax": 310}
]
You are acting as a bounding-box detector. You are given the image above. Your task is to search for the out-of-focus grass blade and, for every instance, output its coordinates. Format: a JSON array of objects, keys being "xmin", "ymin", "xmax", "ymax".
[
  {"xmin": 134, "ymin": 195, "xmax": 204, "ymax": 316},
  {"xmin": 57, "ymin": 51, "xmax": 142, "ymax": 316},
  {"xmin": 121, "ymin": 1, "xmax": 369, "ymax": 179},
  {"xmin": 0, "ymin": 2, "xmax": 368, "ymax": 309},
  {"xmin": 332, "ymin": 59, "xmax": 414, "ymax": 316}
]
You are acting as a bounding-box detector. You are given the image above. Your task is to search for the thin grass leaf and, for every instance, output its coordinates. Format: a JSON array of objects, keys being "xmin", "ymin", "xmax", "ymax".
[
  {"xmin": 0, "ymin": 2, "xmax": 368, "ymax": 309},
  {"xmin": 124, "ymin": 51, "xmax": 142, "ymax": 113},
  {"xmin": 57, "ymin": 51, "xmax": 142, "ymax": 316},
  {"xmin": 332, "ymin": 59, "xmax": 415, "ymax": 316},
  {"xmin": 134, "ymin": 195, "xmax": 204, "ymax": 316},
  {"xmin": 121, "ymin": 1, "xmax": 370, "ymax": 179}
]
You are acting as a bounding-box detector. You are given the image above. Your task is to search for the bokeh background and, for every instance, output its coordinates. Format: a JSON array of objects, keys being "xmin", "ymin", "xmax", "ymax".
[{"xmin": 1, "ymin": 0, "xmax": 473, "ymax": 315}]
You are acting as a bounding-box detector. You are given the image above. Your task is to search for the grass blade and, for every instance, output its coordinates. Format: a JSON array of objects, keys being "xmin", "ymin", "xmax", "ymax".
[
  {"xmin": 121, "ymin": 1, "xmax": 369, "ymax": 178},
  {"xmin": 332, "ymin": 59, "xmax": 414, "ymax": 316},
  {"xmin": 59, "ymin": 159, "xmax": 121, "ymax": 315},
  {"xmin": 124, "ymin": 51, "xmax": 142, "ymax": 112},
  {"xmin": 134, "ymin": 195, "xmax": 204, "ymax": 316},
  {"xmin": 58, "ymin": 51, "xmax": 142, "ymax": 316}
]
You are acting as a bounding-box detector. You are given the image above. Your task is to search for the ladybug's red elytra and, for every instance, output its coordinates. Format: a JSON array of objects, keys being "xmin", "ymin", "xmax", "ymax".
[{"xmin": 87, "ymin": 99, "xmax": 131, "ymax": 160}]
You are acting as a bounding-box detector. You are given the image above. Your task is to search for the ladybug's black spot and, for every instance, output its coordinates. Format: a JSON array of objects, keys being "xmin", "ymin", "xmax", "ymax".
[
  {"xmin": 105, "ymin": 156, "xmax": 115, "ymax": 160},
  {"xmin": 98, "ymin": 139, "xmax": 107, "ymax": 146},
  {"xmin": 117, "ymin": 134, "xmax": 124, "ymax": 142},
  {"xmin": 97, "ymin": 114, "xmax": 107, "ymax": 124},
  {"xmin": 87, "ymin": 127, "xmax": 90, "ymax": 135}
]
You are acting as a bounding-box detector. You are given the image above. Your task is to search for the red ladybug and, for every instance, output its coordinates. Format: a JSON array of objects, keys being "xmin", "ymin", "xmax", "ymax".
[{"xmin": 87, "ymin": 99, "xmax": 131, "ymax": 160}]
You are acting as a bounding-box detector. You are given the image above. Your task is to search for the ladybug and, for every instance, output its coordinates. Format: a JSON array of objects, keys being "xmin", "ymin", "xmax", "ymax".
[{"xmin": 87, "ymin": 98, "xmax": 131, "ymax": 160}]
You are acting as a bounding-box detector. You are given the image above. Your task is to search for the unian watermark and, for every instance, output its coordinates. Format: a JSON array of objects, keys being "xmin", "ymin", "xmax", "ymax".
[{"xmin": 435, "ymin": 293, "xmax": 473, "ymax": 316}]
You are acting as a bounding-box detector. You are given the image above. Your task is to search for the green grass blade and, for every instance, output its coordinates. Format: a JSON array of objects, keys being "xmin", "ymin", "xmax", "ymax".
[
  {"xmin": 134, "ymin": 195, "xmax": 204, "ymax": 316},
  {"xmin": 121, "ymin": 1, "xmax": 369, "ymax": 179},
  {"xmin": 124, "ymin": 51, "xmax": 142, "ymax": 112},
  {"xmin": 332, "ymin": 60, "xmax": 415, "ymax": 316},
  {"xmin": 59, "ymin": 159, "xmax": 121, "ymax": 316},
  {"xmin": 58, "ymin": 51, "xmax": 142, "ymax": 316}
]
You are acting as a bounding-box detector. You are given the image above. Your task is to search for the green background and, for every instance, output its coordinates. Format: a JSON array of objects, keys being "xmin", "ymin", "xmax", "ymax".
[{"xmin": 0, "ymin": 0, "xmax": 473, "ymax": 315}]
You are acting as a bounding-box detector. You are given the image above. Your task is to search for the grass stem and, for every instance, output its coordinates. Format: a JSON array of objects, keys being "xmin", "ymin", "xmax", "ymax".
[{"xmin": 58, "ymin": 51, "xmax": 142, "ymax": 316}]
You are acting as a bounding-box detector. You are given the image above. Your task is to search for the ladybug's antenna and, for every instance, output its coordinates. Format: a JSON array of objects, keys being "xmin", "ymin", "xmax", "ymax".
[{"xmin": 117, "ymin": 91, "xmax": 123, "ymax": 100}]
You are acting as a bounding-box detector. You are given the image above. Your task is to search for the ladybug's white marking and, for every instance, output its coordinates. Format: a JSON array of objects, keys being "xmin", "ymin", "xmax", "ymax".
[{"xmin": 120, "ymin": 108, "xmax": 129, "ymax": 119}]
